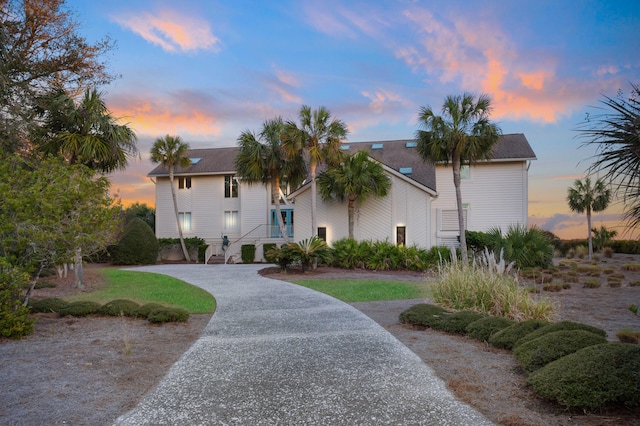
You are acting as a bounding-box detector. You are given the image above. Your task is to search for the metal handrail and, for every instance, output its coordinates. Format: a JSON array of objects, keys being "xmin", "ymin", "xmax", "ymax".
[{"xmin": 224, "ymin": 224, "xmax": 270, "ymax": 264}]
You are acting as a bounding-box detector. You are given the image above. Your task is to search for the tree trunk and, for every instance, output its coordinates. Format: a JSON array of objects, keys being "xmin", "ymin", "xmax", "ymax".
[
  {"xmin": 348, "ymin": 197, "xmax": 355, "ymax": 239},
  {"xmin": 587, "ymin": 207, "xmax": 593, "ymax": 260},
  {"xmin": 273, "ymin": 177, "xmax": 290, "ymax": 242},
  {"xmin": 74, "ymin": 247, "xmax": 84, "ymax": 289},
  {"xmin": 452, "ymin": 153, "xmax": 468, "ymax": 264},
  {"xmin": 310, "ymin": 160, "xmax": 317, "ymax": 237},
  {"xmin": 170, "ymin": 168, "xmax": 191, "ymax": 262}
]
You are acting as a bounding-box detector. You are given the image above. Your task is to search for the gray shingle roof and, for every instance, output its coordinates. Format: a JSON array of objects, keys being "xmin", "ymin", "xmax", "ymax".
[{"xmin": 148, "ymin": 134, "xmax": 536, "ymax": 194}]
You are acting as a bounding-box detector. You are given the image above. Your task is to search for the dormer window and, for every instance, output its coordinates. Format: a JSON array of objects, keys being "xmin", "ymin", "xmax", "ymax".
[{"xmin": 178, "ymin": 177, "xmax": 191, "ymax": 189}]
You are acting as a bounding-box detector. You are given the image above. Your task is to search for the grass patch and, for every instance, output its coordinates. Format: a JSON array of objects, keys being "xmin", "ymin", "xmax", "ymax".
[
  {"xmin": 291, "ymin": 279, "xmax": 430, "ymax": 302},
  {"xmin": 68, "ymin": 269, "xmax": 216, "ymax": 314}
]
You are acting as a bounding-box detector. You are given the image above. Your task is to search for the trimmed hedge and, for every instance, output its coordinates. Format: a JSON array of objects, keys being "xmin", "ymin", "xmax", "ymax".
[
  {"xmin": 399, "ymin": 304, "xmax": 449, "ymax": 328},
  {"xmin": 466, "ymin": 316, "xmax": 516, "ymax": 341},
  {"xmin": 528, "ymin": 343, "xmax": 640, "ymax": 411},
  {"xmin": 514, "ymin": 321, "xmax": 607, "ymax": 348},
  {"xmin": 28, "ymin": 297, "xmax": 70, "ymax": 313},
  {"xmin": 99, "ymin": 299, "xmax": 140, "ymax": 317},
  {"xmin": 514, "ymin": 330, "xmax": 608, "ymax": 372},
  {"xmin": 488, "ymin": 319, "xmax": 549, "ymax": 350},
  {"xmin": 109, "ymin": 218, "xmax": 159, "ymax": 265},
  {"xmin": 436, "ymin": 311, "xmax": 486, "ymax": 334},
  {"xmin": 241, "ymin": 244, "xmax": 256, "ymax": 264},
  {"xmin": 133, "ymin": 303, "xmax": 166, "ymax": 319},
  {"xmin": 58, "ymin": 301, "xmax": 102, "ymax": 317},
  {"xmin": 147, "ymin": 307, "xmax": 189, "ymax": 323}
]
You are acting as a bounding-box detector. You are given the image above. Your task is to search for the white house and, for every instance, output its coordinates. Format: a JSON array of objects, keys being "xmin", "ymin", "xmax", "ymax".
[{"xmin": 148, "ymin": 134, "xmax": 536, "ymax": 262}]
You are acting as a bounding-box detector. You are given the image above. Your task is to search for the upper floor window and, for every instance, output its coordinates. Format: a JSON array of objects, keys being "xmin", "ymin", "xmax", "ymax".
[
  {"xmin": 225, "ymin": 175, "xmax": 238, "ymax": 198},
  {"xmin": 178, "ymin": 177, "xmax": 191, "ymax": 189},
  {"xmin": 178, "ymin": 212, "xmax": 192, "ymax": 232}
]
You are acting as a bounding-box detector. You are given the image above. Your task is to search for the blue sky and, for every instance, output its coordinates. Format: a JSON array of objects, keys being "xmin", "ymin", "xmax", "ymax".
[{"xmin": 68, "ymin": 0, "xmax": 640, "ymax": 239}]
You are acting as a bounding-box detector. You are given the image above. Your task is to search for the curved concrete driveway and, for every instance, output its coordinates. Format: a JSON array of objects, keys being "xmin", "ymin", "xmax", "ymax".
[{"xmin": 114, "ymin": 264, "xmax": 492, "ymax": 425}]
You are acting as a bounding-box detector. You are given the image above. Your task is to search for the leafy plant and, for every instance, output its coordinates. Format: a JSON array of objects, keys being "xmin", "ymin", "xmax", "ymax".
[
  {"xmin": 28, "ymin": 297, "xmax": 70, "ymax": 314},
  {"xmin": 487, "ymin": 225, "xmax": 554, "ymax": 269},
  {"xmin": 147, "ymin": 307, "xmax": 189, "ymax": 323},
  {"xmin": 436, "ymin": 311, "xmax": 486, "ymax": 334},
  {"xmin": 0, "ymin": 259, "xmax": 34, "ymax": 338},
  {"xmin": 109, "ymin": 218, "xmax": 159, "ymax": 265},
  {"xmin": 488, "ymin": 319, "xmax": 549, "ymax": 350},
  {"xmin": 241, "ymin": 244, "xmax": 256, "ymax": 264},
  {"xmin": 514, "ymin": 321, "xmax": 606, "ymax": 348},
  {"xmin": 99, "ymin": 299, "xmax": 141, "ymax": 316},
  {"xmin": 616, "ymin": 328, "xmax": 640, "ymax": 344},
  {"xmin": 399, "ymin": 303, "xmax": 449, "ymax": 328},
  {"xmin": 284, "ymin": 237, "xmax": 331, "ymax": 272},
  {"xmin": 58, "ymin": 301, "xmax": 103, "ymax": 317},
  {"xmin": 466, "ymin": 316, "xmax": 516, "ymax": 342}
]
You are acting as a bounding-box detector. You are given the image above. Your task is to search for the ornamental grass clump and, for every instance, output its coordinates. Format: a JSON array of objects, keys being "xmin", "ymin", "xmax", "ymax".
[{"xmin": 431, "ymin": 254, "xmax": 555, "ymax": 321}]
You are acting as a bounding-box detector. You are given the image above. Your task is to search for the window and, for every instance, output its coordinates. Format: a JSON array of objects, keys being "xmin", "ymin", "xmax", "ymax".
[
  {"xmin": 178, "ymin": 212, "xmax": 191, "ymax": 232},
  {"xmin": 178, "ymin": 177, "xmax": 192, "ymax": 189},
  {"xmin": 396, "ymin": 226, "xmax": 406, "ymax": 246},
  {"xmin": 317, "ymin": 227, "xmax": 327, "ymax": 242},
  {"xmin": 224, "ymin": 211, "xmax": 239, "ymax": 231},
  {"xmin": 439, "ymin": 209, "xmax": 468, "ymax": 232},
  {"xmin": 225, "ymin": 175, "xmax": 238, "ymax": 198}
]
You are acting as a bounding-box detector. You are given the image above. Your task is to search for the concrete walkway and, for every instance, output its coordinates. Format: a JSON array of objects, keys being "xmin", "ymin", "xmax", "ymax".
[{"xmin": 114, "ymin": 264, "xmax": 493, "ymax": 425}]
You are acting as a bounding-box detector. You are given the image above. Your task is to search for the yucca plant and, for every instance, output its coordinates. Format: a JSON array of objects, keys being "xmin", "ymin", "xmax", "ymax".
[{"xmin": 285, "ymin": 237, "xmax": 331, "ymax": 272}]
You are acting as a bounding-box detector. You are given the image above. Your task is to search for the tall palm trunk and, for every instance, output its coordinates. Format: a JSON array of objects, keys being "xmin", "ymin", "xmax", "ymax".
[
  {"xmin": 272, "ymin": 176, "xmax": 291, "ymax": 242},
  {"xmin": 452, "ymin": 152, "xmax": 468, "ymax": 264},
  {"xmin": 587, "ymin": 206, "xmax": 593, "ymax": 259},
  {"xmin": 348, "ymin": 196, "xmax": 356, "ymax": 239},
  {"xmin": 169, "ymin": 167, "xmax": 191, "ymax": 262},
  {"xmin": 310, "ymin": 160, "xmax": 318, "ymax": 236}
]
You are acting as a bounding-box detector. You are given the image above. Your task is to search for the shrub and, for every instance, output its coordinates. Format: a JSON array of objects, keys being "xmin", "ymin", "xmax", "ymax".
[
  {"xmin": 583, "ymin": 278, "xmax": 601, "ymax": 288},
  {"xmin": 284, "ymin": 237, "xmax": 331, "ymax": 272},
  {"xmin": 528, "ymin": 343, "xmax": 640, "ymax": 411},
  {"xmin": 99, "ymin": 299, "xmax": 140, "ymax": 317},
  {"xmin": 575, "ymin": 245, "xmax": 588, "ymax": 259},
  {"xmin": 489, "ymin": 319, "xmax": 549, "ymax": 350},
  {"xmin": 34, "ymin": 280, "xmax": 57, "ymax": 289},
  {"xmin": 542, "ymin": 283, "xmax": 563, "ymax": 292},
  {"xmin": 562, "ymin": 272, "xmax": 579, "ymax": 283},
  {"xmin": 602, "ymin": 247, "xmax": 614, "ymax": 258},
  {"xmin": 466, "ymin": 316, "xmax": 516, "ymax": 342},
  {"xmin": 630, "ymin": 280, "xmax": 640, "ymax": 287},
  {"xmin": 28, "ymin": 297, "xmax": 70, "ymax": 313},
  {"xmin": 0, "ymin": 259, "xmax": 35, "ymax": 339},
  {"xmin": 365, "ymin": 240, "xmax": 402, "ymax": 270},
  {"xmin": 147, "ymin": 307, "xmax": 189, "ymax": 323},
  {"xmin": 330, "ymin": 238, "xmax": 371, "ymax": 269},
  {"xmin": 487, "ymin": 225, "xmax": 553, "ymax": 269},
  {"xmin": 133, "ymin": 303, "xmax": 166, "ymax": 318},
  {"xmin": 241, "ymin": 244, "xmax": 256, "ymax": 264},
  {"xmin": 514, "ymin": 330, "xmax": 608, "ymax": 372},
  {"xmin": 616, "ymin": 328, "xmax": 640, "ymax": 344},
  {"xmin": 607, "ymin": 278, "xmax": 622, "ymax": 288},
  {"xmin": 263, "ymin": 243, "xmax": 277, "ymax": 263},
  {"xmin": 622, "ymin": 263, "xmax": 640, "ymax": 272},
  {"xmin": 436, "ymin": 310, "xmax": 485, "ymax": 334},
  {"xmin": 58, "ymin": 301, "xmax": 102, "ymax": 317},
  {"xmin": 265, "ymin": 246, "xmax": 295, "ymax": 271},
  {"xmin": 109, "ymin": 218, "xmax": 159, "ymax": 265},
  {"xmin": 514, "ymin": 320, "xmax": 607, "ymax": 348},
  {"xmin": 398, "ymin": 303, "xmax": 449, "ymax": 328}
]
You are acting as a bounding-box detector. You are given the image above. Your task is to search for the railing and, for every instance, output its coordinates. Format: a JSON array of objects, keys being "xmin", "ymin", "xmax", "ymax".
[{"xmin": 224, "ymin": 224, "xmax": 271, "ymax": 264}]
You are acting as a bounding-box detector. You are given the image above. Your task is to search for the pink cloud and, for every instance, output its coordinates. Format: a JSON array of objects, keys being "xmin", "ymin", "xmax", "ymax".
[
  {"xmin": 113, "ymin": 9, "xmax": 220, "ymax": 52},
  {"xmin": 361, "ymin": 88, "xmax": 411, "ymax": 114}
]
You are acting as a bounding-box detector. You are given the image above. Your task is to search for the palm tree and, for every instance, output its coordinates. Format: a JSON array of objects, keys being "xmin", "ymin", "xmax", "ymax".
[
  {"xmin": 284, "ymin": 105, "xmax": 348, "ymax": 237},
  {"xmin": 416, "ymin": 93, "xmax": 501, "ymax": 264},
  {"xmin": 150, "ymin": 135, "xmax": 191, "ymax": 262},
  {"xmin": 576, "ymin": 82, "xmax": 640, "ymax": 229},
  {"xmin": 317, "ymin": 150, "xmax": 391, "ymax": 239},
  {"xmin": 37, "ymin": 88, "xmax": 138, "ymax": 173},
  {"xmin": 235, "ymin": 117, "xmax": 306, "ymax": 241},
  {"xmin": 567, "ymin": 177, "xmax": 611, "ymax": 259}
]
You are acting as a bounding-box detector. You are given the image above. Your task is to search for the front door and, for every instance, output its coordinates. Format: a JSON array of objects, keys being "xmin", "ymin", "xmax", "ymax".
[{"xmin": 270, "ymin": 209, "xmax": 294, "ymax": 238}]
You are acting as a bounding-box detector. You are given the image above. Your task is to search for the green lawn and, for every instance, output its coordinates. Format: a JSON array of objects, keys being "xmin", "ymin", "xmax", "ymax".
[
  {"xmin": 290, "ymin": 278, "xmax": 431, "ymax": 302},
  {"xmin": 68, "ymin": 269, "xmax": 216, "ymax": 314}
]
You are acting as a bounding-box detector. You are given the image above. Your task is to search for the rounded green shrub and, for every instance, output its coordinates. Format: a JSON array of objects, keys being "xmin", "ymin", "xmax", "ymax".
[
  {"xmin": 514, "ymin": 330, "xmax": 608, "ymax": 372},
  {"xmin": 28, "ymin": 297, "xmax": 70, "ymax": 313},
  {"xmin": 58, "ymin": 301, "xmax": 102, "ymax": 317},
  {"xmin": 488, "ymin": 319, "xmax": 549, "ymax": 350},
  {"xmin": 147, "ymin": 307, "xmax": 189, "ymax": 323},
  {"xmin": 0, "ymin": 259, "xmax": 34, "ymax": 339},
  {"xmin": 109, "ymin": 217, "xmax": 159, "ymax": 265},
  {"xmin": 99, "ymin": 299, "xmax": 140, "ymax": 317},
  {"xmin": 399, "ymin": 303, "xmax": 449, "ymax": 328},
  {"xmin": 466, "ymin": 316, "xmax": 516, "ymax": 341},
  {"xmin": 133, "ymin": 302, "xmax": 166, "ymax": 318},
  {"xmin": 528, "ymin": 343, "xmax": 640, "ymax": 411},
  {"xmin": 435, "ymin": 311, "xmax": 486, "ymax": 334},
  {"xmin": 514, "ymin": 321, "xmax": 607, "ymax": 348}
]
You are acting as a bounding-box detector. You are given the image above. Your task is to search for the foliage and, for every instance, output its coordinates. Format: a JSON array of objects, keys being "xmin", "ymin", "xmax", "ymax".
[
  {"xmin": 99, "ymin": 299, "xmax": 141, "ymax": 317},
  {"xmin": 133, "ymin": 303, "xmax": 166, "ymax": 319},
  {"xmin": 0, "ymin": 0, "xmax": 116, "ymax": 152},
  {"xmin": 576, "ymin": 82, "xmax": 640, "ymax": 230},
  {"xmin": 486, "ymin": 225, "xmax": 553, "ymax": 269},
  {"xmin": 416, "ymin": 92, "xmax": 501, "ymax": 264},
  {"xmin": 263, "ymin": 243, "xmax": 277, "ymax": 263},
  {"xmin": 150, "ymin": 135, "xmax": 192, "ymax": 262},
  {"xmin": 318, "ymin": 150, "xmax": 391, "ymax": 239},
  {"xmin": 147, "ymin": 307, "xmax": 189, "ymax": 323},
  {"xmin": 591, "ymin": 225, "xmax": 617, "ymax": 251},
  {"xmin": 283, "ymin": 237, "xmax": 331, "ymax": 272},
  {"xmin": 488, "ymin": 319, "xmax": 549, "ymax": 350},
  {"xmin": 567, "ymin": 177, "xmax": 611, "ymax": 259},
  {"xmin": 241, "ymin": 244, "xmax": 256, "ymax": 264},
  {"xmin": 514, "ymin": 330, "xmax": 608, "ymax": 372},
  {"xmin": 435, "ymin": 310, "xmax": 486, "ymax": 335},
  {"xmin": 236, "ymin": 117, "xmax": 306, "ymax": 241},
  {"xmin": 615, "ymin": 328, "xmax": 640, "ymax": 344},
  {"xmin": 514, "ymin": 320, "xmax": 606, "ymax": 349},
  {"xmin": 292, "ymin": 279, "xmax": 428, "ymax": 303},
  {"xmin": 109, "ymin": 218, "xmax": 158, "ymax": 265},
  {"xmin": 583, "ymin": 277, "xmax": 601, "ymax": 288},
  {"xmin": 610, "ymin": 239, "xmax": 640, "ymax": 254},
  {"xmin": 124, "ymin": 203, "xmax": 155, "ymax": 232},
  {"xmin": 28, "ymin": 297, "xmax": 70, "ymax": 313},
  {"xmin": 58, "ymin": 300, "xmax": 102, "ymax": 317},
  {"xmin": 432, "ymin": 260, "xmax": 555, "ymax": 321},
  {"xmin": 528, "ymin": 343, "xmax": 640, "ymax": 411},
  {"xmin": 265, "ymin": 247, "xmax": 295, "ymax": 271},
  {"xmin": 465, "ymin": 316, "xmax": 516, "ymax": 342},
  {"xmin": 399, "ymin": 303, "xmax": 449, "ymax": 328},
  {"xmin": 0, "ymin": 259, "xmax": 34, "ymax": 338}
]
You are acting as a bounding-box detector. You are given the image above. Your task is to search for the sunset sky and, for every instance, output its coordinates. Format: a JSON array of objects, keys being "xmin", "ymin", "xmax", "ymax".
[{"xmin": 68, "ymin": 0, "xmax": 640, "ymax": 240}]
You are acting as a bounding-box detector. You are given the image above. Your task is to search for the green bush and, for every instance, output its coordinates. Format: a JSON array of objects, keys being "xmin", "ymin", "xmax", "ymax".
[
  {"xmin": 28, "ymin": 297, "xmax": 70, "ymax": 313},
  {"xmin": 399, "ymin": 303, "xmax": 449, "ymax": 328},
  {"xmin": 488, "ymin": 319, "xmax": 549, "ymax": 350},
  {"xmin": 133, "ymin": 303, "xmax": 166, "ymax": 318},
  {"xmin": 487, "ymin": 225, "xmax": 554, "ymax": 269},
  {"xmin": 241, "ymin": 244, "xmax": 256, "ymax": 264},
  {"xmin": 263, "ymin": 243, "xmax": 277, "ymax": 263},
  {"xmin": 284, "ymin": 237, "xmax": 331, "ymax": 272},
  {"xmin": 330, "ymin": 238, "xmax": 370, "ymax": 269},
  {"xmin": 0, "ymin": 259, "xmax": 34, "ymax": 339},
  {"xmin": 58, "ymin": 301, "xmax": 102, "ymax": 317},
  {"xmin": 99, "ymin": 299, "xmax": 141, "ymax": 317},
  {"xmin": 147, "ymin": 307, "xmax": 189, "ymax": 323},
  {"xmin": 514, "ymin": 321, "xmax": 607, "ymax": 348},
  {"xmin": 514, "ymin": 330, "xmax": 608, "ymax": 372},
  {"xmin": 109, "ymin": 218, "xmax": 159, "ymax": 265},
  {"xmin": 466, "ymin": 316, "xmax": 516, "ymax": 342},
  {"xmin": 528, "ymin": 343, "xmax": 640, "ymax": 411},
  {"xmin": 436, "ymin": 310, "xmax": 485, "ymax": 334}
]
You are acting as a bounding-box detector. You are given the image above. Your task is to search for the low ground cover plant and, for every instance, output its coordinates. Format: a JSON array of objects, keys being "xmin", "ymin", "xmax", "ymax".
[
  {"xmin": 398, "ymin": 303, "xmax": 449, "ymax": 328},
  {"xmin": 488, "ymin": 319, "xmax": 549, "ymax": 350},
  {"xmin": 514, "ymin": 321, "xmax": 606, "ymax": 349},
  {"xmin": 435, "ymin": 310, "xmax": 486, "ymax": 334},
  {"xmin": 465, "ymin": 316, "xmax": 515, "ymax": 341}
]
